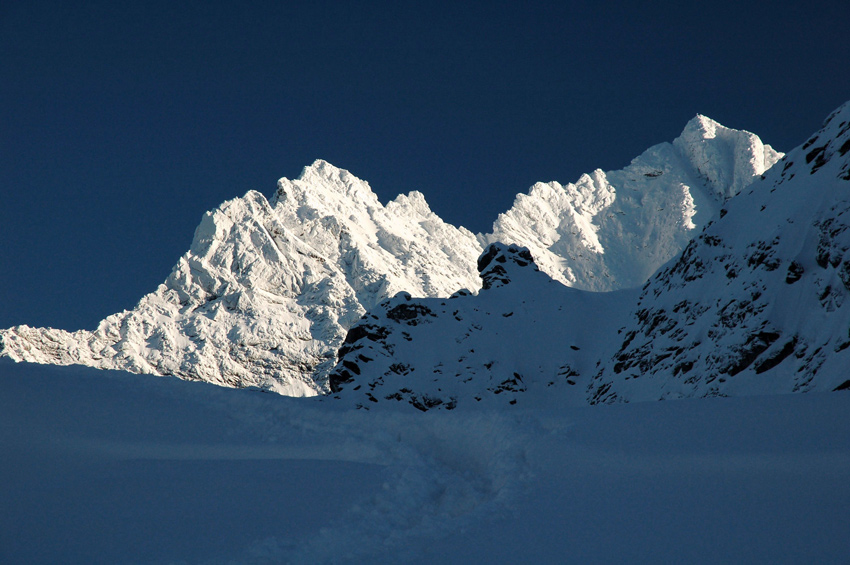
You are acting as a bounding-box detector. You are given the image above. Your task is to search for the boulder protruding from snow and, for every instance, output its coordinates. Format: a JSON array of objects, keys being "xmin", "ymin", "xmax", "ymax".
[
  {"xmin": 327, "ymin": 243, "xmax": 632, "ymax": 411},
  {"xmin": 477, "ymin": 243, "xmax": 538, "ymax": 290}
]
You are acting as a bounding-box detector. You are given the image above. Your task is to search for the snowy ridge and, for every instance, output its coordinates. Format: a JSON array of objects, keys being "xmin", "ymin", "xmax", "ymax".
[
  {"xmin": 588, "ymin": 101, "xmax": 850, "ymax": 402},
  {"xmin": 327, "ymin": 101, "xmax": 850, "ymax": 410},
  {"xmin": 485, "ymin": 115, "xmax": 782, "ymax": 290},
  {"xmin": 674, "ymin": 114, "xmax": 783, "ymax": 200},
  {"xmin": 2, "ymin": 118, "xmax": 780, "ymax": 394},
  {"xmin": 328, "ymin": 243, "xmax": 633, "ymax": 411},
  {"xmin": 272, "ymin": 160, "xmax": 482, "ymax": 304},
  {"xmin": 1, "ymin": 162, "xmax": 482, "ymax": 394}
]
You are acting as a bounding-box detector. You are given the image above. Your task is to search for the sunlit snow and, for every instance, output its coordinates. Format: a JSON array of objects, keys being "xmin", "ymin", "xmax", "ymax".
[{"xmin": 1, "ymin": 116, "xmax": 780, "ymax": 395}]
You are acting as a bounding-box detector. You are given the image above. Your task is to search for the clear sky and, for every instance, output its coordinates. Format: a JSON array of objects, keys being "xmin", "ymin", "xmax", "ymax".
[{"xmin": 1, "ymin": 0, "xmax": 848, "ymax": 332}]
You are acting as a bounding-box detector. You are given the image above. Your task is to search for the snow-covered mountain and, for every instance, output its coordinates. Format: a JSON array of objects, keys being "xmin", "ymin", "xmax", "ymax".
[
  {"xmin": 331, "ymin": 101, "xmax": 850, "ymax": 410},
  {"xmin": 1, "ymin": 163, "xmax": 482, "ymax": 395},
  {"xmin": 484, "ymin": 115, "xmax": 782, "ymax": 290},
  {"xmin": 588, "ymin": 100, "xmax": 850, "ymax": 403},
  {"xmin": 1, "ymin": 117, "xmax": 780, "ymax": 394},
  {"xmin": 328, "ymin": 242, "xmax": 634, "ymax": 411}
]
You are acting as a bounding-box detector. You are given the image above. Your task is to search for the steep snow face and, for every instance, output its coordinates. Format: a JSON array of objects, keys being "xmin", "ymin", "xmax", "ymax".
[
  {"xmin": 328, "ymin": 243, "xmax": 634, "ymax": 411},
  {"xmin": 272, "ymin": 160, "xmax": 483, "ymax": 305},
  {"xmin": 1, "ymin": 116, "xmax": 780, "ymax": 395},
  {"xmin": 588, "ymin": 101, "xmax": 850, "ymax": 403},
  {"xmin": 0, "ymin": 161, "xmax": 482, "ymax": 394},
  {"xmin": 674, "ymin": 114, "xmax": 784, "ymax": 200},
  {"xmin": 486, "ymin": 116, "xmax": 782, "ymax": 291},
  {"xmin": 328, "ymin": 103, "xmax": 850, "ymax": 410}
]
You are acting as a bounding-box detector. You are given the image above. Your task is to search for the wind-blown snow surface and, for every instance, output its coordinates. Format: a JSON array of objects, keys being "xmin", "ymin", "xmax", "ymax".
[
  {"xmin": 0, "ymin": 118, "xmax": 780, "ymax": 394},
  {"xmin": 2, "ymin": 360, "xmax": 849, "ymax": 564}
]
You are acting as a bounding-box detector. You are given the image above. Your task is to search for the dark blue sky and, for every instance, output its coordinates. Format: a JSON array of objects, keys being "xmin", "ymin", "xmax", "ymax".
[{"xmin": 1, "ymin": 0, "xmax": 848, "ymax": 332}]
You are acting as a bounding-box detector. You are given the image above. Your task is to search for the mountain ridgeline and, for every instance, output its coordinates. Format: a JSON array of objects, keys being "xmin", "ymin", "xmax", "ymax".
[
  {"xmin": 329, "ymin": 101, "xmax": 850, "ymax": 409},
  {"xmin": 588, "ymin": 101, "xmax": 850, "ymax": 403},
  {"xmin": 13, "ymin": 105, "xmax": 846, "ymax": 409}
]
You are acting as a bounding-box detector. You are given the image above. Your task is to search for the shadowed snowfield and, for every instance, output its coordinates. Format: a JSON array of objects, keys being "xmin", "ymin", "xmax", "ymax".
[{"xmin": 2, "ymin": 359, "xmax": 848, "ymax": 564}]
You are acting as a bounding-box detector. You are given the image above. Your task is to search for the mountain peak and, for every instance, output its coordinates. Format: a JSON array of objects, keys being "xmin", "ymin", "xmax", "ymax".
[
  {"xmin": 271, "ymin": 159, "xmax": 381, "ymax": 210},
  {"xmin": 388, "ymin": 190, "xmax": 433, "ymax": 218},
  {"xmin": 1, "ymin": 111, "xmax": 789, "ymax": 398},
  {"xmin": 673, "ymin": 114, "xmax": 783, "ymax": 200},
  {"xmin": 685, "ymin": 114, "xmax": 723, "ymax": 138},
  {"xmin": 299, "ymin": 159, "xmax": 348, "ymax": 182},
  {"xmin": 588, "ymin": 100, "xmax": 850, "ymax": 404}
]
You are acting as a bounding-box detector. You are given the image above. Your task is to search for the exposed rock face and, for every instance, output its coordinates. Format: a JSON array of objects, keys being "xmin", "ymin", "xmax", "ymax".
[
  {"xmin": 588, "ymin": 101, "xmax": 850, "ymax": 403},
  {"xmin": 328, "ymin": 243, "xmax": 633, "ymax": 411},
  {"xmin": 328, "ymin": 101, "xmax": 850, "ymax": 410},
  {"xmin": 477, "ymin": 243, "xmax": 538, "ymax": 290}
]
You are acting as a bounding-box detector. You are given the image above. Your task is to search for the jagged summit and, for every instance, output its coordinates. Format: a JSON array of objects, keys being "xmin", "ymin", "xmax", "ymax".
[
  {"xmin": 485, "ymin": 114, "xmax": 783, "ymax": 292},
  {"xmin": 673, "ymin": 114, "xmax": 783, "ymax": 200},
  {"xmin": 274, "ymin": 161, "xmax": 446, "ymax": 234},
  {"xmin": 587, "ymin": 100, "xmax": 850, "ymax": 403},
  {"xmin": 273, "ymin": 159, "xmax": 382, "ymax": 208},
  {"xmin": 2, "ymin": 114, "xmax": 783, "ymax": 395},
  {"xmin": 328, "ymin": 242, "xmax": 631, "ymax": 410},
  {"xmin": 386, "ymin": 190, "xmax": 434, "ymax": 217},
  {"xmin": 1, "ymin": 163, "xmax": 483, "ymax": 394}
]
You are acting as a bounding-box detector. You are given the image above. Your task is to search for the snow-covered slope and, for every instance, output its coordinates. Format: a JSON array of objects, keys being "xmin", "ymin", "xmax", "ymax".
[
  {"xmin": 0, "ymin": 162, "xmax": 482, "ymax": 395},
  {"xmin": 1, "ymin": 117, "xmax": 779, "ymax": 394},
  {"xmin": 485, "ymin": 115, "xmax": 782, "ymax": 290},
  {"xmin": 329, "ymin": 102, "xmax": 850, "ymax": 410},
  {"xmin": 588, "ymin": 101, "xmax": 850, "ymax": 403},
  {"xmin": 328, "ymin": 243, "xmax": 633, "ymax": 411}
]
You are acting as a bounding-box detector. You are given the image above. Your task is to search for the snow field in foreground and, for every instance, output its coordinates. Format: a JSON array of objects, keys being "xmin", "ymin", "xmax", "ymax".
[{"xmin": 2, "ymin": 359, "xmax": 849, "ymax": 564}]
